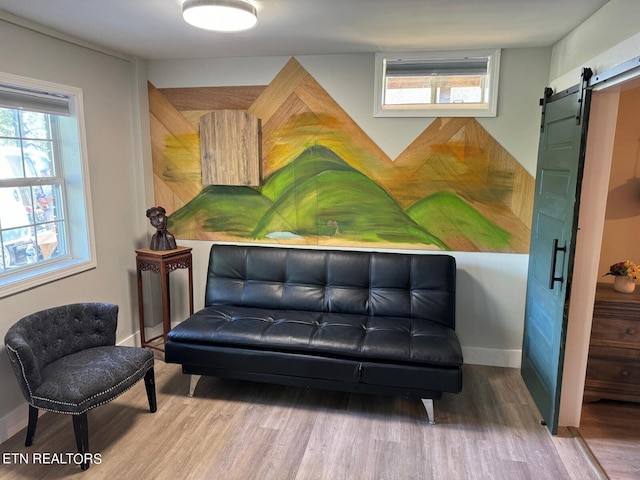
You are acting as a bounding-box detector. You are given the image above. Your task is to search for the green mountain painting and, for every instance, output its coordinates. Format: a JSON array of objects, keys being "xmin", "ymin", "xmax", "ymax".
[{"xmin": 169, "ymin": 145, "xmax": 509, "ymax": 251}]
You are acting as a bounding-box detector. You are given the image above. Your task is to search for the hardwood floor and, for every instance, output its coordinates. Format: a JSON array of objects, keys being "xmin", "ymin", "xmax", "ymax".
[
  {"xmin": 578, "ymin": 399, "xmax": 640, "ymax": 480},
  {"xmin": 0, "ymin": 360, "xmax": 601, "ymax": 480}
]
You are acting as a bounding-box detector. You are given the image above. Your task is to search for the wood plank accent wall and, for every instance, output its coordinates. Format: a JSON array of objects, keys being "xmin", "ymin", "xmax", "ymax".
[
  {"xmin": 200, "ymin": 110, "xmax": 261, "ymax": 186},
  {"xmin": 149, "ymin": 58, "xmax": 534, "ymax": 253},
  {"xmin": 159, "ymin": 86, "xmax": 264, "ymax": 111},
  {"xmin": 148, "ymin": 83, "xmax": 202, "ymax": 212}
]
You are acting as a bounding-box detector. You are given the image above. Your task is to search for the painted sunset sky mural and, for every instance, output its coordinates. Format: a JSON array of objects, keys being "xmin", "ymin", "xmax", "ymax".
[{"xmin": 149, "ymin": 58, "xmax": 534, "ymax": 253}]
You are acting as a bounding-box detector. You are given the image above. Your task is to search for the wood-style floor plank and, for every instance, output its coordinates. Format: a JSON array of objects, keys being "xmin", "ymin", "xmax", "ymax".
[
  {"xmin": 0, "ymin": 361, "xmax": 602, "ymax": 480},
  {"xmin": 579, "ymin": 399, "xmax": 640, "ymax": 480}
]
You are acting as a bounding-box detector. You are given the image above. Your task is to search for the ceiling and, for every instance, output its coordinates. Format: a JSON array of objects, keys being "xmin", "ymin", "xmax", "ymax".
[{"xmin": 0, "ymin": 0, "xmax": 610, "ymax": 60}]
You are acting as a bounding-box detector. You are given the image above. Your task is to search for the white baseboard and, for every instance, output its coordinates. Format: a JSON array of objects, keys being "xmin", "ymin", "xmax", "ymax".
[
  {"xmin": 462, "ymin": 346, "xmax": 522, "ymax": 368},
  {"xmin": 119, "ymin": 331, "xmax": 141, "ymax": 347},
  {"xmin": 0, "ymin": 402, "xmax": 31, "ymax": 445}
]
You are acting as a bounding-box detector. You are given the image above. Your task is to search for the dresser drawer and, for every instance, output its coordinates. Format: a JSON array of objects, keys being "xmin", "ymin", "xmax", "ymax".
[
  {"xmin": 590, "ymin": 315, "xmax": 640, "ymax": 347},
  {"xmin": 586, "ymin": 356, "xmax": 640, "ymax": 388},
  {"xmin": 586, "ymin": 284, "xmax": 640, "ymax": 402}
]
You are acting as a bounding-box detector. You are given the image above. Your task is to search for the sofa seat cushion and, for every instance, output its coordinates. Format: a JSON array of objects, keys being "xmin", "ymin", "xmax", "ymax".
[{"xmin": 167, "ymin": 305, "xmax": 462, "ymax": 367}]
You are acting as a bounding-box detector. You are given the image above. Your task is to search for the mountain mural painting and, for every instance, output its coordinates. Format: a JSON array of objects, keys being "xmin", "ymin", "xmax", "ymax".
[
  {"xmin": 150, "ymin": 58, "xmax": 534, "ymax": 253},
  {"xmin": 168, "ymin": 145, "xmax": 509, "ymax": 251}
]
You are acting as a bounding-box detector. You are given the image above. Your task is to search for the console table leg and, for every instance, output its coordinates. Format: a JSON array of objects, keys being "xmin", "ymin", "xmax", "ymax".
[
  {"xmin": 136, "ymin": 266, "xmax": 146, "ymax": 347},
  {"xmin": 160, "ymin": 270, "xmax": 171, "ymax": 341},
  {"xmin": 188, "ymin": 264, "xmax": 194, "ymax": 315},
  {"xmin": 188, "ymin": 375, "xmax": 202, "ymax": 397},
  {"xmin": 421, "ymin": 398, "xmax": 435, "ymax": 425}
]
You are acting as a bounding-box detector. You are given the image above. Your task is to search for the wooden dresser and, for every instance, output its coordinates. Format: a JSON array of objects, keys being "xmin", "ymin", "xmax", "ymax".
[{"xmin": 584, "ymin": 282, "xmax": 640, "ymax": 403}]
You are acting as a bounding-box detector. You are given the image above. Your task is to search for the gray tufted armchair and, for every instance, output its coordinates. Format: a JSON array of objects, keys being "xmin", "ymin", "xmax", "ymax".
[{"xmin": 4, "ymin": 303, "xmax": 156, "ymax": 470}]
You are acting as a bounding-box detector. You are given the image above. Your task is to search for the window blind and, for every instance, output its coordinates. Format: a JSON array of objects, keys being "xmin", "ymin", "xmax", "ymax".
[
  {"xmin": 0, "ymin": 86, "xmax": 70, "ymax": 116},
  {"xmin": 386, "ymin": 58, "xmax": 488, "ymax": 77}
]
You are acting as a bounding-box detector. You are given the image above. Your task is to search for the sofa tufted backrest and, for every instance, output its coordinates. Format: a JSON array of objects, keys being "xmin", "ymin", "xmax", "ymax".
[
  {"xmin": 205, "ymin": 245, "xmax": 456, "ymax": 329},
  {"xmin": 4, "ymin": 303, "xmax": 118, "ymax": 398}
]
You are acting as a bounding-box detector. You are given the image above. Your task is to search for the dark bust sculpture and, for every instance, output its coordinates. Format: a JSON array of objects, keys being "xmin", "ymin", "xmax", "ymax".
[{"xmin": 146, "ymin": 206, "xmax": 177, "ymax": 251}]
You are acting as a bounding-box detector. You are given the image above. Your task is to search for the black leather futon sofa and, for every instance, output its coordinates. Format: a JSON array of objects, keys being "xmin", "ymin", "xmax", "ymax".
[{"xmin": 165, "ymin": 244, "xmax": 463, "ymax": 423}]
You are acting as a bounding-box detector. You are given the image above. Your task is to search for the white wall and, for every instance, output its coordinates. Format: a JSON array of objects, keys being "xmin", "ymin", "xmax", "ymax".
[
  {"xmin": 0, "ymin": 19, "xmax": 149, "ymax": 442},
  {"xmin": 148, "ymin": 47, "xmax": 551, "ymax": 369},
  {"xmin": 597, "ymin": 86, "xmax": 640, "ymax": 276},
  {"xmin": 550, "ymin": 0, "xmax": 640, "ymax": 92}
]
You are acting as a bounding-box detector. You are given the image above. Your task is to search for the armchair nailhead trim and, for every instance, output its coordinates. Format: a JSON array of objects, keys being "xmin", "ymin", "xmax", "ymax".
[
  {"xmin": 8, "ymin": 344, "xmax": 154, "ymax": 415},
  {"xmin": 6, "ymin": 344, "xmax": 35, "ymax": 402}
]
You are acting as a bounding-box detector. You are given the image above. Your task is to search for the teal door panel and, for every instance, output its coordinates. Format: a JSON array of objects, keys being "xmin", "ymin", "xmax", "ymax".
[{"xmin": 521, "ymin": 84, "xmax": 591, "ymax": 435}]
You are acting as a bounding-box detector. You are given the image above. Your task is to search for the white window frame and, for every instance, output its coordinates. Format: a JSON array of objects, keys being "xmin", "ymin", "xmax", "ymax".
[
  {"xmin": 374, "ymin": 49, "xmax": 501, "ymax": 118},
  {"xmin": 0, "ymin": 71, "xmax": 96, "ymax": 298}
]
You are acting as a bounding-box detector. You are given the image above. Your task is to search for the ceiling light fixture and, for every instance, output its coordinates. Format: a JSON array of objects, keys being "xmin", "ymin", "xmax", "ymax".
[{"xmin": 182, "ymin": 0, "xmax": 257, "ymax": 32}]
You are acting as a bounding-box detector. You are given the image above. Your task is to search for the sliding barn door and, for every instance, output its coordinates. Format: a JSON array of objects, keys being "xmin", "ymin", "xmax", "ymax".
[{"xmin": 521, "ymin": 72, "xmax": 592, "ymax": 434}]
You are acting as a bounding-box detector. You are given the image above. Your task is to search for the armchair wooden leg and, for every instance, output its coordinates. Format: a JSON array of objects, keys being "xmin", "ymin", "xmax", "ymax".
[
  {"xmin": 72, "ymin": 413, "xmax": 89, "ymax": 471},
  {"xmin": 25, "ymin": 405, "xmax": 38, "ymax": 447},
  {"xmin": 144, "ymin": 367, "xmax": 157, "ymax": 413}
]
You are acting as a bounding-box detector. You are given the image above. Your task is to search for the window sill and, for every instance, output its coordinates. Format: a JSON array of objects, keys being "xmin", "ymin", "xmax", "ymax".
[
  {"xmin": 375, "ymin": 104, "xmax": 497, "ymax": 118},
  {"xmin": 0, "ymin": 258, "xmax": 97, "ymax": 299}
]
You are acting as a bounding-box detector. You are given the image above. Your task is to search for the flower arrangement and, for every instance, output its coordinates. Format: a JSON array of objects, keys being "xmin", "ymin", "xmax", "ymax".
[{"xmin": 605, "ymin": 260, "xmax": 640, "ymax": 282}]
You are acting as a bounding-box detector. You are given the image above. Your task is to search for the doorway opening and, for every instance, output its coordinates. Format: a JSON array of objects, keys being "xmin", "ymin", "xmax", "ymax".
[{"xmin": 559, "ymin": 70, "xmax": 640, "ymax": 478}]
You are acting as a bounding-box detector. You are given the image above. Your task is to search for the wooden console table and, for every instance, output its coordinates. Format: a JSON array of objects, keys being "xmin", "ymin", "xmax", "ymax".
[
  {"xmin": 136, "ymin": 246, "xmax": 194, "ymax": 351},
  {"xmin": 584, "ymin": 282, "xmax": 640, "ymax": 403}
]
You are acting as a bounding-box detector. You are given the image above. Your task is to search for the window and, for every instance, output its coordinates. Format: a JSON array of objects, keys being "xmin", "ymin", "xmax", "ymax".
[
  {"xmin": 374, "ymin": 49, "xmax": 501, "ymax": 117},
  {"xmin": 0, "ymin": 72, "xmax": 95, "ymax": 297}
]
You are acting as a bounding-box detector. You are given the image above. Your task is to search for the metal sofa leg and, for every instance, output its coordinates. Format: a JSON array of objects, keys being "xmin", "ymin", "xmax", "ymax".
[
  {"xmin": 421, "ymin": 398, "xmax": 435, "ymax": 425},
  {"xmin": 144, "ymin": 368, "xmax": 157, "ymax": 413},
  {"xmin": 25, "ymin": 405, "xmax": 38, "ymax": 446},
  {"xmin": 72, "ymin": 412, "xmax": 89, "ymax": 470},
  {"xmin": 188, "ymin": 374, "xmax": 202, "ymax": 397}
]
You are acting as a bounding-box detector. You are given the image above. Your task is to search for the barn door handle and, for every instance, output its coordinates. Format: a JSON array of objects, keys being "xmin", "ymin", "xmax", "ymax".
[{"xmin": 549, "ymin": 238, "xmax": 566, "ymax": 290}]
